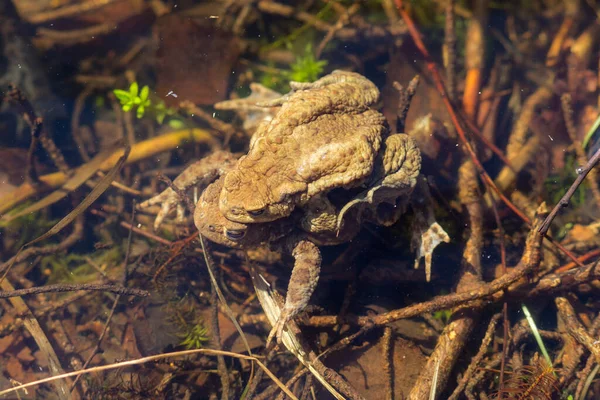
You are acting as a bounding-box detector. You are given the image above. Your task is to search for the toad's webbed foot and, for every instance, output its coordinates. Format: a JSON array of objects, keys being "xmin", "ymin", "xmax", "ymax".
[
  {"xmin": 138, "ymin": 151, "xmax": 238, "ymax": 230},
  {"xmin": 266, "ymin": 238, "xmax": 321, "ymax": 346}
]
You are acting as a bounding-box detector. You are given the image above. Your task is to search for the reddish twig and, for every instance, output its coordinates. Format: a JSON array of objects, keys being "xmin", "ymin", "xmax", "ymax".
[{"xmin": 394, "ymin": 0, "xmax": 584, "ymax": 268}]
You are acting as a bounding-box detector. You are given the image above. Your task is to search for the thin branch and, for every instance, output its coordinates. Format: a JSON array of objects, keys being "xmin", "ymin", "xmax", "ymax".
[
  {"xmin": 0, "ymin": 283, "xmax": 148, "ymax": 298},
  {"xmin": 539, "ymin": 145, "xmax": 600, "ymax": 234}
]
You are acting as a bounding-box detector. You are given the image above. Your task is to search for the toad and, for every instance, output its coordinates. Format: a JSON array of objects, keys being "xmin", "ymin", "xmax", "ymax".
[
  {"xmin": 194, "ymin": 133, "xmax": 421, "ymax": 345},
  {"xmin": 219, "ymin": 70, "xmax": 388, "ymax": 225}
]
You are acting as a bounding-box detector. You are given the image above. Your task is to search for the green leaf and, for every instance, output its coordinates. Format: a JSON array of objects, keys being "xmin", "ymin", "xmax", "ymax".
[
  {"xmin": 168, "ymin": 119, "xmax": 185, "ymax": 129},
  {"xmin": 122, "ymin": 103, "xmax": 132, "ymax": 112},
  {"xmin": 155, "ymin": 101, "xmax": 166, "ymax": 111},
  {"xmin": 113, "ymin": 89, "xmax": 131, "ymax": 103},
  {"xmin": 136, "ymin": 105, "xmax": 145, "ymax": 119},
  {"xmin": 140, "ymin": 85, "xmax": 149, "ymax": 101},
  {"xmin": 129, "ymin": 82, "xmax": 139, "ymax": 97}
]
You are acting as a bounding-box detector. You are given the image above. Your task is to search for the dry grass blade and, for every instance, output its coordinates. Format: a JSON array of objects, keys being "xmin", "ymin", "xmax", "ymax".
[
  {"xmin": 1, "ymin": 278, "xmax": 71, "ymax": 400},
  {"xmin": 249, "ymin": 267, "xmax": 345, "ymax": 400},
  {"xmin": 491, "ymin": 358, "xmax": 559, "ymax": 400},
  {"xmin": 2, "ymin": 140, "xmax": 124, "ymax": 221},
  {"xmin": 0, "ymin": 128, "xmax": 216, "ymax": 215},
  {"xmin": 27, "ymin": 146, "xmax": 131, "ymax": 247},
  {"xmin": 0, "ymin": 348, "xmax": 294, "ymax": 399},
  {"xmin": 0, "ymin": 146, "xmax": 130, "ymax": 284}
]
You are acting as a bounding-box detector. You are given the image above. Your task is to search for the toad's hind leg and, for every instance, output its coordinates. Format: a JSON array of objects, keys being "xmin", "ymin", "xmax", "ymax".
[{"xmin": 267, "ymin": 239, "xmax": 322, "ymax": 346}]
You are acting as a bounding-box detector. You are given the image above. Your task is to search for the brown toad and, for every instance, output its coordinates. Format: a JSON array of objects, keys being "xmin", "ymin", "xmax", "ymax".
[
  {"xmin": 195, "ymin": 133, "xmax": 421, "ymax": 345},
  {"xmin": 219, "ymin": 70, "xmax": 388, "ymax": 225}
]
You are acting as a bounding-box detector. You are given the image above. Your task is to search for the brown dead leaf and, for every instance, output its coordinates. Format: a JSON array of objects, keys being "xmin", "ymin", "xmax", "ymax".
[
  {"xmin": 154, "ymin": 16, "xmax": 240, "ymax": 106},
  {"xmin": 0, "ymin": 334, "xmax": 15, "ymax": 353},
  {"xmin": 326, "ymin": 335, "xmax": 427, "ymax": 399},
  {"xmin": 16, "ymin": 346, "xmax": 35, "ymax": 363},
  {"xmin": 3, "ymin": 355, "xmax": 27, "ymax": 383}
]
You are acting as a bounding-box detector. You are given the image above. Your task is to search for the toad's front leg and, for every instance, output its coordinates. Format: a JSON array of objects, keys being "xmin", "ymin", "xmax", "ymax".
[
  {"xmin": 267, "ymin": 239, "xmax": 322, "ymax": 346},
  {"xmin": 138, "ymin": 150, "xmax": 238, "ymax": 230}
]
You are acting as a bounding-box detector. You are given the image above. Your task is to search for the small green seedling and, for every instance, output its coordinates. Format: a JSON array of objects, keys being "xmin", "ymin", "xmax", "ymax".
[
  {"xmin": 113, "ymin": 82, "xmax": 151, "ymax": 119},
  {"xmin": 113, "ymin": 82, "xmax": 179, "ymax": 125}
]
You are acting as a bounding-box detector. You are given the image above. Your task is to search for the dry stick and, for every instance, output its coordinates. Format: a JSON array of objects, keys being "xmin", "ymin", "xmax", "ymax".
[
  {"xmin": 555, "ymin": 297, "xmax": 600, "ymax": 363},
  {"xmin": 485, "ymin": 183, "xmax": 510, "ymax": 393},
  {"xmin": 575, "ymin": 352, "xmax": 597, "ymax": 400},
  {"xmin": 539, "ymin": 144, "xmax": 600, "ymax": 234},
  {"xmin": 382, "ymin": 327, "xmax": 394, "ymax": 400},
  {"xmin": 257, "ymin": 0, "xmax": 406, "ymax": 41},
  {"xmin": 25, "ymin": 0, "xmax": 120, "ymax": 23},
  {"xmin": 304, "ymin": 204, "xmax": 546, "ymax": 329},
  {"xmin": 462, "ymin": 0, "xmax": 487, "ymax": 122},
  {"xmin": 211, "ymin": 272, "xmax": 231, "ymax": 400},
  {"xmin": 561, "ymin": 94, "xmax": 600, "ymax": 209},
  {"xmin": 272, "ymin": 369, "xmax": 310, "ymax": 400},
  {"xmin": 71, "ymin": 85, "xmax": 97, "ymax": 162},
  {"xmin": 26, "ymin": 119, "xmax": 43, "ymax": 183},
  {"xmin": 408, "ymin": 160, "xmax": 484, "ymax": 399},
  {"xmin": 556, "ymin": 248, "xmax": 600, "ymax": 273},
  {"xmin": 447, "ymin": 313, "xmax": 501, "ymax": 400},
  {"xmin": 443, "ymin": 0, "xmax": 456, "ymax": 101},
  {"xmin": 0, "ymin": 348, "xmax": 295, "ymax": 399},
  {"xmin": 315, "ymin": 3, "xmax": 359, "ymax": 58},
  {"xmin": 0, "ymin": 292, "xmax": 90, "ymax": 337},
  {"xmin": 0, "ymin": 283, "xmax": 148, "ymax": 298},
  {"xmin": 70, "ymin": 202, "xmax": 137, "ymax": 392},
  {"xmin": 7, "ymin": 85, "xmax": 70, "ymax": 176},
  {"xmin": 393, "ymin": 75, "xmax": 420, "ymax": 134}
]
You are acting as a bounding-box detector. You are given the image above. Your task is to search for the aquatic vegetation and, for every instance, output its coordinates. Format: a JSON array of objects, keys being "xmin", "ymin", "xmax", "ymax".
[
  {"xmin": 0, "ymin": 203, "xmax": 57, "ymax": 251},
  {"xmin": 167, "ymin": 297, "xmax": 211, "ymax": 350},
  {"xmin": 493, "ymin": 358, "xmax": 559, "ymax": 400},
  {"xmin": 521, "ymin": 304, "xmax": 554, "ymax": 370},
  {"xmin": 178, "ymin": 322, "xmax": 210, "ymax": 350},
  {"xmin": 113, "ymin": 82, "xmax": 180, "ymax": 126},
  {"xmin": 544, "ymin": 153, "xmax": 587, "ymax": 209},
  {"xmin": 258, "ymin": 44, "xmax": 328, "ymax": 92},
  {"xmin": 432, "ymin": 309, "xmax": 452, "ymax": 324},
  {"xmin": 287, "ymin": 44, "xmax": 328, "ymax": 83}
]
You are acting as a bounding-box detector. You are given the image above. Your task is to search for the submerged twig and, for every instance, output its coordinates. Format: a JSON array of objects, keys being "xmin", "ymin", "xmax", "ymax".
[
  {"xmin": 561, "ymin": 93, "xmax": 600, "ymax": 209},
  {"xmin": 539, "ymin": 145, "xmax": 600, "ymax": 234},
  {"xmin": 0, "ymin": 283, "xmax": 148, "ymax": 298},
  {"xmin": 382, "ymin": 327, "xmax": 394, "ymax": 400},
  {"xmin": 448, "ymin": 313, "xmax": 501, "ymax": 400}
]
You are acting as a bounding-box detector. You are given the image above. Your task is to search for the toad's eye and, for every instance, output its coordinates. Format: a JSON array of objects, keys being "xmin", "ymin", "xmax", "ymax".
[
  {"xmin": 208, "ymin": 225, "xmax": 216, "ymax": 232},
  {"xmin": 248, "ymin": 209, "xmax": 265, "ymax": 217},
  {"xmin": 226, "ymin": 229, "xmax": 246, "ymax": 240}
]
